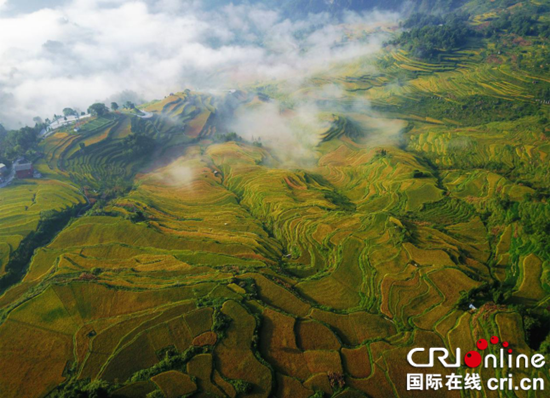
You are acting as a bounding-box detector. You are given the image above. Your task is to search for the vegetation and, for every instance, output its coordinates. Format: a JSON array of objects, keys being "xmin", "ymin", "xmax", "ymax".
[
  {"xmin": 121, "ymin": 133, "xmax": 156, "ymax": 159},
  {"xmin": 48, "ymin": 379, "xmax": 112, "ymax": 398},
  {"xmin": 130, "ymin": 346, "xmax": 209, "ymax": 382},
  {"xmin": 393, "ymin": 13, "xmax": 474, "ymax": 59},
  {"xmin": 87, "ymin": 103, "xmax": 110, "ymax": 117},
  {"xmin": 230, "ymin": 379, "xmax": 253, "ymax": 394},
  {"xmin": 214, "ymin": 131, "xmax": 242, "ymax": 143},
  {"xmin": 485, "ymin": 5, "xmax": 550, "ymax": 37},
  {"xmin": 62, "ymin": 108, "xmax": 77, "ymax": 117},
  {"xmin": 0, "ymin": 125, "xmax": 41, "ymax": 162},
  {"xmin": 0, "ymin": 204, "xmax": 84, "ymax": 293},
  {"xmin": 1, "ymin": 2, "xmax": 550, "ymax": 398}
]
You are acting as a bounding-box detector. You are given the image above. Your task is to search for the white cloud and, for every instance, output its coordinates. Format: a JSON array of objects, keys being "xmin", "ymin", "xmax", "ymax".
[{"xmin": 0, "ymin": 0, "xmax": 399, "ymax": 128}]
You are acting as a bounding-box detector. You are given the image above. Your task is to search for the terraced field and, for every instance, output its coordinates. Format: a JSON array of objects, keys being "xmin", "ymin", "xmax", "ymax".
[
  {"xmin": 1, "ymin": 2, "xmax": 550, "ymax": 397},
  {"xmin": 0, "ymin": 180, "xmax": 85, "ymax": 277},
  {"xmin": 1, "ymin": 121, "xmax": 547, "ymax": 396}
]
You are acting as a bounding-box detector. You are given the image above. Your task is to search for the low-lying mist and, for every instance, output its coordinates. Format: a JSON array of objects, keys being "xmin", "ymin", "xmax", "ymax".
[
  {"xmin": 0, "ymin": 0, "xmax": 400, "ymax": 128},
  {"xmin": 226, "ymin": 82, "xmax": 406, "ymax": 167}
]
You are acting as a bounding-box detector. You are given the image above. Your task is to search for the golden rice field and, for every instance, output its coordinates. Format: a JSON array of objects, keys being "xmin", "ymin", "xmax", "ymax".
[
  {"xmin": 0, "ymin": 180, "xmax": 84, "ymax": 276},
  {"xmin": 0, "ymin": 12, "xmax": 549, "ymax": 397}
]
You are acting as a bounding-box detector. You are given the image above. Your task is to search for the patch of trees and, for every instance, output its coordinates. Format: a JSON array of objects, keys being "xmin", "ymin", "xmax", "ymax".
[
  {"xmin": 47, "ymin": 379, "xmax": 111, "ymax": 398},
  {"xmin": 391, "ymin": 95, "xmax": 545, "ymax": 127},
  {"xmin": 485, "ymin": 6, "xmax": 550, "ymax": 38},
  {"xmin": 456, "ymin": 281, "xmax": 513, "ymax": 310},
  {"xmin": 130, "ymin": 345, "xmax": 210, "ymax": 382},
  {"xmin": 534, "ymin": 85, "xmax": 550, "ymax": 102},
  {"xmin": 120, "ymin": 133, "xmax": 156, "ymax": 159},
  {"xmin": 63, "ymin": 108, "xmax": 77, "ymax": 117},
  {"xmin": 229, "ymin": 379, "xmax": 253, "ymax": 394},
  {"xmin": 213, "ymin": 132, "xmax": 242, "ymax": 143},
  {"xmin": 212, "ymin": 308, "xmax": 232, "ymax": 338},
  {"xmin": 538, "ymin": 331, "xmax": 550, "ymax": 356},
  {"xmin": 392, "ymin": 13, "xmax": 474, "ymax": 60},
  {"xmin": 90, "ymin": 206, "xmax": 146, "ymax": 224},
  {"xmin": 87, "ymin": 103, "xmax": 110, "ymax": 117},
  {"xmin": 515, "ymin": 50, "xmax": 550, "ymax": 73},
  {"xmin": 0, "ymin": 124, "xmax": 41, "ymax": 162},
  {"xmin": 323, "ymin": 190, "xmax": 356, "ymax": 212},
  {"xmin": 486, "ymin": 196, "xmax": 550, "ymax": 254},
  {"xmin": 123, "ymin": 101, "xmax": 136, "ymax": 110},
  {"xmin": 129, "ymin": 117, "xmax": 148, "ymax": 135},
  {"xmin": 412, "ymin": 170, "xmax": 429, "ymax": 178},
  {"xmin": 509, "ymin": 305, "xmax": 550, "ymax": 352}
]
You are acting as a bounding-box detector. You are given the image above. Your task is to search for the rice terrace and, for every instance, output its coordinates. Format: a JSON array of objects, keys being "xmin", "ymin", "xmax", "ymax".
[{"xmin": 0, "ymin": 0, "xmax": 550, "ymax": 397}]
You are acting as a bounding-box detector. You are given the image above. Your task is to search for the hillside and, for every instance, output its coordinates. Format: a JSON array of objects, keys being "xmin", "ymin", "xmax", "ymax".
[{"xmin": 0, "ymin": 1, "xmax": 549, "ymax": 397}]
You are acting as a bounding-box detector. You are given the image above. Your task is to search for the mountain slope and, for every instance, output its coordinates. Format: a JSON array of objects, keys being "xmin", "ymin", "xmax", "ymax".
[{"xmin": 0, "ymin": 2, "xmax": 549, "ymax": 397}]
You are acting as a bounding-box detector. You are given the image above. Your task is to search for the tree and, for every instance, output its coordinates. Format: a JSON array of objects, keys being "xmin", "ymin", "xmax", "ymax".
[
  {"xmin": 0, "ymin": 125, "xmax": 40, "ymax": 161},
  {"xmin": 392, "ymin": 12, "xmax": 474, "ymax": 60},
  {"xmin": 33, "ymin": 117, "xmax": 43, "ymax": 125},
  {"xmin": 87, "ymin": 103, "xmax": 109, "ymax": 117},
  {"xmin": 124, "ymin": 101, "xmax": 136, "ymax": 109},
  {"xmin": 230, "ymin": 379, "xmax": 253, "ymax": 394},
  {"xmin": 215, "ymin": 132, "xmax": 242, "ymax": 143},
  {"xmin": 111, "ymin": 102, "xmax": 119, "ymax": 111},
  {"xmin": 63, "ymin": 108, "xmax": 76, "ymax": 117}
]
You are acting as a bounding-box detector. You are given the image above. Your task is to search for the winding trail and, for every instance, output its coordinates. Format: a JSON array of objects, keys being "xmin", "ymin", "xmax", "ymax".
[{"xmin": 136, "ymin": 110, "xmax": 154, "ymax": 119}]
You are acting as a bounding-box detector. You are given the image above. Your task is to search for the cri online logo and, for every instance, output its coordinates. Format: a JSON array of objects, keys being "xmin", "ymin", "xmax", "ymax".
[{"xmin": 407, "ymin": 336, "xmax": 546, "ymax": 369}]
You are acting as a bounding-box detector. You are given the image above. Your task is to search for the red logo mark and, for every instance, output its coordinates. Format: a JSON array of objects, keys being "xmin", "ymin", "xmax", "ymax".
[
  {"xmin": 477, "ymin": 339, "xmax": 488, "ymax": 350},
  {"xmin": 464, "ymin": 351, "xmax": 482, "ymax": 368},
  {"xmin": 467, "ymin": 335, "xmax": 512, "ymax": 368}
]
